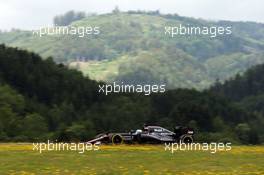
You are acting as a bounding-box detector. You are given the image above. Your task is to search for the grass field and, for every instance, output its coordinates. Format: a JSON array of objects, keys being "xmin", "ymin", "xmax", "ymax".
[
  {"xmin": 0, "ymin": 144, "xmax": 264, "ymax": 175},
  {"xmin": 68, "ymin": 55, "xmax": 129, "ymax": 82}
]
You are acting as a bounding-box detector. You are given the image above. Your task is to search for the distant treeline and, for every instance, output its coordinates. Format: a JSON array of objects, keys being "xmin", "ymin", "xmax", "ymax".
[
  {"xmin": 0, "ymin": 45, "xmax": 263, "ymax": 144},
  {"xmin": 53, "ymin": 10, "xmax": 97, "ymax": 26}
]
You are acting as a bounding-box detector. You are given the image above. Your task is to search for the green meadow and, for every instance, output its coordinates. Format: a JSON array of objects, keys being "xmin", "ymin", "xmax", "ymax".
[{"xmin": 0, "ymin": 144, "xmax": 264, "ymax": 175}]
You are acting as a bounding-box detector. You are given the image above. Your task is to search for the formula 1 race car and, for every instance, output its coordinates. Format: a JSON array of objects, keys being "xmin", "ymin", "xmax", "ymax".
[{"xmin": 87, "ymin": 125, "xmax": 194, "ymax": 144}]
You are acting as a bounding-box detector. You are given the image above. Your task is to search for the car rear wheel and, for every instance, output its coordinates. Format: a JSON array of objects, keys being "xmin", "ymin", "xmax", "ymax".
[{"xmin": 180, "ymin": 135, "xmax": 193, "ymax": 143}]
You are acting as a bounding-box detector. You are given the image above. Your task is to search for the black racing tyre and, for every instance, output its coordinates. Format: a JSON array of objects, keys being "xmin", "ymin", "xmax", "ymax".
[
  {"xmin": 136, "ymin": 134, "xmax": 142, "ymax": 144},
  {"xmin": 180, "ymin": 135, "xmax": 194, "ymax": 143},
  {"xmin": 111, "ymin": 134, "xmax": 124, "ymax": 144}
]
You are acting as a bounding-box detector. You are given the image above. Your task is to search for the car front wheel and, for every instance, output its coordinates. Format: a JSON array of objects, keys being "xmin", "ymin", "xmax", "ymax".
[{"xmin": 111, "ymin": 134, "xmax": 124, "ymax": 144}]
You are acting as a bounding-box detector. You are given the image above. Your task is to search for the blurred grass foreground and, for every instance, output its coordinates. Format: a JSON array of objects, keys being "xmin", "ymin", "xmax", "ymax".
[{"xmin": 0, "ymin": 143, "xmax": 264, "ymax": 175}]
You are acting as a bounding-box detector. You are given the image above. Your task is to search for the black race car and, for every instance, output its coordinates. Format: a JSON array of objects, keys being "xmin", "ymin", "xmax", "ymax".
[{"xmin": 87, "ymin": 125, "xmax": 194, "ymax": 144}]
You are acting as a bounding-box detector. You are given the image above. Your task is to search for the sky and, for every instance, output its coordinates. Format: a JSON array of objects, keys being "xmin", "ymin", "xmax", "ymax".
[{"xmin": 0, "ymin": 0, "xmax": 263, "ymax": 30}]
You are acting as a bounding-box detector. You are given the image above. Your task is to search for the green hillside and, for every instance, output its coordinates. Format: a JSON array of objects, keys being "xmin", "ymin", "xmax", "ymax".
[
  {"xmin": 1, "ymin": 11, "xmax": 264, "ymax": 89},
  {"xmin": 1, "ymin": 45, "xmax": 264, "ymax": 144}
]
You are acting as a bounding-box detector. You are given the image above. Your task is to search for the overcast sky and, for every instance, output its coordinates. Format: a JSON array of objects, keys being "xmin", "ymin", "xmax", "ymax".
[{"xmin": 0, "ymin": 0, "xmax": 263, "ymax": 30}]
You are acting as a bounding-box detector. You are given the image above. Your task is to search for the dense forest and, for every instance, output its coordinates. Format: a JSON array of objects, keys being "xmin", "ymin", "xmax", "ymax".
[
  {"xmin": 0, "ymin": 45, "xmax": 263, "ymax": 144},
  {"xmin": 1, "ymin": 11, "xmax": 264, "ymax": 89}
]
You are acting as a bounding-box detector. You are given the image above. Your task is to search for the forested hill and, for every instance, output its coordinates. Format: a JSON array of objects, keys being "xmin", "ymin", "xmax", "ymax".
[
  {"xmin": 1, "ymin": 11, "xmax": 264, "ymax": 89},
  {"xmin": 211, "ymin": 64, "xmax": 264, "ymax": 101},
  {"xmin": 0, "ymin": 45, "xmax": 264, "ymax": 144},
  {"xmin": 210, "ymin": 64, "xmax": 264, "ymax": 122},
  {"xmin": 209, "ymin": 63, "xmax": 264, "ymax": 144}
]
